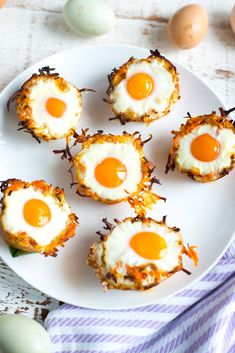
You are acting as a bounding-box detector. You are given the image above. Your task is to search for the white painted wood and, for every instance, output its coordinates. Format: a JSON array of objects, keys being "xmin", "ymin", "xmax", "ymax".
[{"xmin": 0, "ymin": 0, "xmax": 234, "ymax": 321}]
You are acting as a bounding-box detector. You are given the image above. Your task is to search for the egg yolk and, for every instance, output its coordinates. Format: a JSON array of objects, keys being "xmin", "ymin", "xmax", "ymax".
[
  {"xmin": 191, "ymin": 133, "xmax": 220, "ymax": 162},
  {"xmin": 23, "ymin": 199, "xmax": 51, "ymax": 227},
  {"xmin": 130, "ymin": 231, "xmax": 167, "ymax": 260},
  {"xmin": 95, "ymin": 157, "xmax": 127, "ymax": 188},
  {"xmin": 127, "ymin": 73, "xmax": 154, "ymax": 100},
  {"xmin": 46, "ymin": 97, "xmax": 67, "ymax": 118}
]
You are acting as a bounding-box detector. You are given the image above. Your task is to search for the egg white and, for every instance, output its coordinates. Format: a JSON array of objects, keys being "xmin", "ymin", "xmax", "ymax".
[
  {"xmin": 76, "ymin": 142, "xmax": 142, "ymax": 200},
  {"xmin": 103, "ymin": 219, "xmax": 182, "ymax": 274},
  {"xmin": 110, "ymin": 60, "xmax": 175, "ymax": 117},
  {"xmin": 29, "ymin": 79, "xmax": 82, "ymax": 138},
  {"xmin": 2, "ymin": 187, "xmax": 72, "ymax": 246},
  {"xmin": 176, "ymin": 124, "xmax": 235, "ymax": 174}
]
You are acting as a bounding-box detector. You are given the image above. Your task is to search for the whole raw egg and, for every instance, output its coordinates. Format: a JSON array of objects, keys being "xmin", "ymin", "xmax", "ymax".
[
  {"xmin": 168, "ymin": 4, "xmax": 208, "ymax": 49},
  {"xmin": 0, "ymin": 314, "xmax": 52, "ymax": 353},
  {"xmin": 63, "ymin": 0, "xmax": 115, "ymax": 36}
]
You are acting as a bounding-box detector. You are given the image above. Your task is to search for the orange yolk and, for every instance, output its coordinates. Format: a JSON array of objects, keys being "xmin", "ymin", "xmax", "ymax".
[
  {"xmin": 127, "ymin": 73, "xmax": 154, "ymax": 100},
  {"xmin": 46, "ymin": 97, "xmax": 67, "ymax": 118},
  {"xmin": 191, "ymin": 133, "xmax": 220, "ymax": 162},
  {"xmin": 95, "ymin": 157, "xmax": 127, "ymax": 188},
  {"xmin": 130, "ymin": 231, "xmax": 167, "ymax": 260},
  {"xmin": 23, "ymin": 199, "xmax": 51, "ymax": 227}
]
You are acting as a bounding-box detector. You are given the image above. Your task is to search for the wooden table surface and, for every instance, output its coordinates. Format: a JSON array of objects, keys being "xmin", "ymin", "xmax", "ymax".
[{"xmin": 0, "ymin": 0, "xmax": 234, "ymax": 323}]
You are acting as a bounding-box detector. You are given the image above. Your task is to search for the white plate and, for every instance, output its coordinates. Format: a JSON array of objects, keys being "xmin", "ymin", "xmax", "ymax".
[{"xmin": 0, "ymin": 45, "xmax": 234, "ymax": 309}]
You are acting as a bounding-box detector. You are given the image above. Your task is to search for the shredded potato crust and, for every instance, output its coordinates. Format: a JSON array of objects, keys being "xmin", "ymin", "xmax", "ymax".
[
  {"xmin": 0, "ymin": 179, "xmax": 78, "ymax": 256},
  {"xmin": 73, "ymin": 131, "xmax": 163, "ymax": 213},
  {"xmin": 166, "ymin": 112, "xmax": 235, "ymax": 182},
  {"xmin": 88, "ymin": 216, "xmax": 198, "ymax": 291},
  {"xmin": 106, "ymin": 52, "xmax": 180, "ymax": 124}
]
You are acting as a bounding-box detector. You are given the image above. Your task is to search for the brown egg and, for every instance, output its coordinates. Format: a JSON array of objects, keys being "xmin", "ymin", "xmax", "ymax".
[
  {"xmin": 0, "ymin": 0, "xmax": 6, "ymax": 8},
  {"xmin": 168, "ymin": 4, "xmax": 208, "ymax": 49},
  {"xmin": 230, "ymin": 5, "xmax": 235, "ymax": 34}
]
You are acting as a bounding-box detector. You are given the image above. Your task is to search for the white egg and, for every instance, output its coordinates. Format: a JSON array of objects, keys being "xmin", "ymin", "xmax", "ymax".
[
  {"xmin": 2, "ymin": 187, "xmax": 71, "ymax": 246},
  {"xmin": 176, "ymin": 124, "xmax": 235, "ymax": 175},
  {"xmin": 88, "ymin": 217, "xmax": 193, "ymax": 290},
  {"xmin": 75, "ymin": 141, "xmax": 142, "ymax": 201},
  {"xmin": 0, "ymin": 314, "xmax": 52, "ymax": 353},
  {"xmin": 63, "ymin": 0, "xmax": 115, "ymax": 36},
  {"xmin": 29, "ymin": 78, "xmax": 82, "ymax": 139}
]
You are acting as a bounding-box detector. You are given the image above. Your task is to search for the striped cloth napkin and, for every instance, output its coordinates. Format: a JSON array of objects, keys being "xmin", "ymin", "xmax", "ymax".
[{"xmin": 45, "ymin": 242, "xmax": 235, "ymax": 353}]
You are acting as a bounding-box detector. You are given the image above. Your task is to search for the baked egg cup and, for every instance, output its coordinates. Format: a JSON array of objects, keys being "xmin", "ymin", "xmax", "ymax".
[
  {"xmin": 105, "ymin": 49, "xmax": 180, "ymax": 124},
  {"xmin": 54, "ymin": 129, "xmax": 164, "ymax": 214},
  {"xmin": 7, "ymin": 66, "xmax": 83, "ymax": 142},
  {"xmin": 0, "ymin": 179, "xmax": 78, "ymax": 256},
  {"xmin": 166, "ymin": 108, "xmax": 235, "ymax": 182},
  {"xmin": 88, "ymin": 216, "xmax": 198, "ymax": 291}
]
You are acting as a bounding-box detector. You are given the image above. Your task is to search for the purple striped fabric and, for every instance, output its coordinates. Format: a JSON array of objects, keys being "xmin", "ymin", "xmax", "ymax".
[{"xmin": 45, "ymin": 241, "xmax": 235, "ymax": 353}]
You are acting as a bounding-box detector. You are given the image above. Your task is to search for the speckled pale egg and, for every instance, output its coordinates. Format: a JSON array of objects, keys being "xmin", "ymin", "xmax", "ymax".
[
  {"xmin": 168, "ymin": 4, "xmax": 208, "ymax": 49},
  {"xmin": 230, "ymin": 5, "xmax": 235, "ymax": 34},
  {"xmin": 0, "ymin": 314, "xmax": 52, "ymax": 353},
  {"xmin": 63, "ymin": 0, "xmax": 115, "ymax": 36}
]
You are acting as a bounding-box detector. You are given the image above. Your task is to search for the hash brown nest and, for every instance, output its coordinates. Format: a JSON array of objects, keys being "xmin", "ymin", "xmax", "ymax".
[
  {"xmin": 71, "ymin": 129, "xmax": 164, "ymax": 213},
  {"xmin": 7, "ymin": 66, "xmax": 82, "ymax": 142},
  {"xmin": 106, "ymin": 49, "xmax": 180, "ymax": 124},
  {"xmin": 87, "ymin": 216, "xmax": 198, "ymax": 291},
  {"xmin": 165, "ymin": 110, "xmax": 235, "ymax": 182},
  {"xmin": 0, "ymin": 179, "xmax": 78, "ymax": 256}
]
